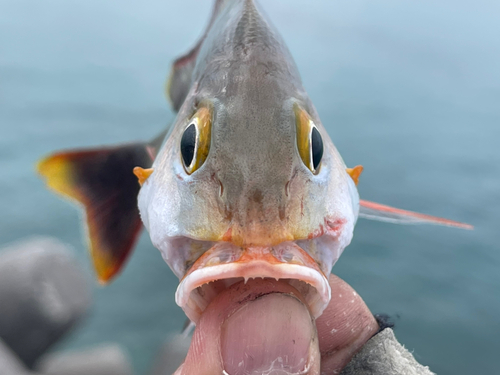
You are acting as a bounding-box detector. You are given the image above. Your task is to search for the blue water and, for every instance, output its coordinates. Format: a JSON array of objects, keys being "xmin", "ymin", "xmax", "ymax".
[{"xmin": 1, "ymin": 0, "xmax": 499, "ymax": 373}]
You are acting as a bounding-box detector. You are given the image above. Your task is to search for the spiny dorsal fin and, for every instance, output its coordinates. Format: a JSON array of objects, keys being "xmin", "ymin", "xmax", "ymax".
[
  {"xmin": 37, "ymin": 143, "xmax": 154, "ymax": 283},
  {"xmin": 166, "ymin": 0, "xmax": 230, "ymax": 111},
  {"xmin": 166, "ymin": 44, "xmax": 201, "ymax": 112}
]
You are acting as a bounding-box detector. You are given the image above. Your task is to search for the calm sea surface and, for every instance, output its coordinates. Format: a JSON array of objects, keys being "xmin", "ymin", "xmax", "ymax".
[{"xmin": 1, "ymin": 0, "xmax": 499, "ymax": 373}]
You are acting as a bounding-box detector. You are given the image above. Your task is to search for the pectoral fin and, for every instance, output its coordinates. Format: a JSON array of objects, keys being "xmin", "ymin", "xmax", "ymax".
[
  {"xmin": 37, "ymin": 143, "xmax": 154, "ymax": 283},
  {"xmin": 359, "ymin": 200, "xmax": 473, "ymax": 229},
  {"xmin": 346, "ymin": 165, "xmax": 363, "ymax": 186}
]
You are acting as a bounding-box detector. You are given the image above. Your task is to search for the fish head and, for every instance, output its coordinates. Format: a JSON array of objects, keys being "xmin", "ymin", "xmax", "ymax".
[
  {"xmin": 138, "ymin": 89, "xmax": 359, "ymax": 321},
  {"xmin": 137, "ymin": 2, "xmax": 359, "ymax": 322}
]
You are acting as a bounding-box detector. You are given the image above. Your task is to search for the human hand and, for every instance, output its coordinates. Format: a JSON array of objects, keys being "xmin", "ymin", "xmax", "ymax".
[{"xmin": 174, "ymin": 275, "xmax": 378, "ymax": 375}]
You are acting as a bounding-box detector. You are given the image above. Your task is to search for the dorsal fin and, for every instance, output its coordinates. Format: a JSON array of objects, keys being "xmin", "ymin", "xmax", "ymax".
[{"xmin": 166, "ymin": 0, "xmax": 230, "ymax": 111}]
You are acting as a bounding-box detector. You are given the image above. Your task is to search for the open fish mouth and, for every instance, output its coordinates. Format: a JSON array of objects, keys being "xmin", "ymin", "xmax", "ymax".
[{"xmin": 175, "ymin": 241, "xmax": 331, "ymax": 323}]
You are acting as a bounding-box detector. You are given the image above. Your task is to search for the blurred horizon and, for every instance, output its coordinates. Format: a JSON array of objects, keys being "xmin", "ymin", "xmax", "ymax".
[{"xmin": 1, "ymin": 0, "xmax": 499, "ymax": 373}]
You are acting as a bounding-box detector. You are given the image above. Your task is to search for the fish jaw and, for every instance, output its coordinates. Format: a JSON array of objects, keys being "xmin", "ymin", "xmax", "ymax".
[
  {"xmin": 153, "ymin": 211, "xmax": 354, "ymax": 324},
  {"xmin": 175, "ymin": 242, "xmax": 331, "ymax": 323}
]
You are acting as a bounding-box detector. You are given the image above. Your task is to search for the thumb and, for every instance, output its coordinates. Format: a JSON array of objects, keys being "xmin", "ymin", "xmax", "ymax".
[{"xmin": 175, "ymin": 279, "xmax": 321, "ymax": 375}]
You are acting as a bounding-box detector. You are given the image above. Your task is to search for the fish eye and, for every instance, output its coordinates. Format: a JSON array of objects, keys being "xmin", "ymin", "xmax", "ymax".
[
  {"xmin": 311, "ymin": 126, "xmax": 323, "ymax": 171},
  {"xmin": 180, "ymin": 107, "xmax": 212, "ymax": 174},
  {"xmin": 180, "ymin": 123, "xmax": 196, "ymax": 168},
  {"xmin": 294, "ymin": 104, "xmax": 323, "ymax": 174}
]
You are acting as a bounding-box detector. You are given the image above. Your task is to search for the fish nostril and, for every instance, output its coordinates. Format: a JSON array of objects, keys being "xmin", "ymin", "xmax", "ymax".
[
  {"xmin": 285, "ymin": 180, "xmax": 290, "ymax": 197},
  {"xmin": 218, "ymin": 179, "xmax": 224, "ymax": 197}
]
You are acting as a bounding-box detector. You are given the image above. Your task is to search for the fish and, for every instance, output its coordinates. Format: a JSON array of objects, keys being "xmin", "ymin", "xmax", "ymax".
[{"xmin": 37, "ymin": 0, "xmax": 472, "ymax": 323}]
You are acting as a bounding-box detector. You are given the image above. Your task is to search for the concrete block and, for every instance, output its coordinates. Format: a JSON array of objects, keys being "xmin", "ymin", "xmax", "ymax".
[
  {"xmin": 149, "ymin": 334, "xmax": 191, "ymax": 375},
  {"xmin": 0, "ymin": 236, "xmax": 92, "ymax": 368},
  {"xmin": 0, "ymin": 338, "xmax": 31, "ymax": 375},
  {"xmin": 35, "ymin": 344, "xmax": 133, "ymax": 375}
]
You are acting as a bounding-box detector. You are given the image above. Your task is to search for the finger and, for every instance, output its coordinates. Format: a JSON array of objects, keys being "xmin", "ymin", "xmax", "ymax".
[
  {"xmin": 316, "ymin": 274, "xmax": 378, "ymax": 374},
  {"xmin": 175, "ymin": 279, "xmax": 321, "ymax": 375}
]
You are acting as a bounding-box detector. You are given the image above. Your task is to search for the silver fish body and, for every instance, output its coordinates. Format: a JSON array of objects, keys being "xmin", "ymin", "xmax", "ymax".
[{"xmin": 139, "ymin": 0, "xmax": 357, "ymax": 322}]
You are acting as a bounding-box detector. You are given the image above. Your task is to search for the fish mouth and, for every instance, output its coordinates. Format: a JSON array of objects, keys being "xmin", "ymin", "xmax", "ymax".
[{"xmin": 175, "ymin": 241, "xmax": 331, "ymax": 323}]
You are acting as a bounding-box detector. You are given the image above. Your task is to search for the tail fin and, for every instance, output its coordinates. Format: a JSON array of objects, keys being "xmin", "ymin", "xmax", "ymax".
[
  {"xmin": 37, "ymin": 144, "xmax": 154, "ymax": 283},
  {"xmin": 359, "ymin": 200, "xmax": 473, "ymax": 230}
]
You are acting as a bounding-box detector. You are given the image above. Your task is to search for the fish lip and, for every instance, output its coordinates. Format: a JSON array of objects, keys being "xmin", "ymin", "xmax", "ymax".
[{"xmin": 175, "ymin": 243, "xmax": 331, "ymax": 323}]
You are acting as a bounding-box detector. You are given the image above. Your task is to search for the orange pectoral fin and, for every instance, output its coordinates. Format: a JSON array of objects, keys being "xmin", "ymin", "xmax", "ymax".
[
  {"xmin": 346, "ymin": 165, "xmax": 363, "ymax": 186},
  {"xmin": 359, "ymin": 200, "xmax": 473, "ymax": 230},
  {"xmin": 133, "ymin": 167, "xmax": 154, "ymax": 186},
  {"xmin": 37, "ymin": 143, "xmax": 153, "ymax": 283}
]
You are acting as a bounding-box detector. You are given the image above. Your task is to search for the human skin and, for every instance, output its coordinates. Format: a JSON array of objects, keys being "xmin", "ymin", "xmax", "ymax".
[{"xmin": 174, "ymin": 275, "xmax": 378, "ymax": 375}]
